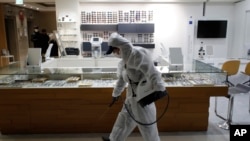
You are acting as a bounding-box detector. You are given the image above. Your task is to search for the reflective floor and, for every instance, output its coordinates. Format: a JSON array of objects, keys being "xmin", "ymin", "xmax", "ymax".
[{"xmin": 1, "ymin": 95, "xmax": 249, "ymax": 141}]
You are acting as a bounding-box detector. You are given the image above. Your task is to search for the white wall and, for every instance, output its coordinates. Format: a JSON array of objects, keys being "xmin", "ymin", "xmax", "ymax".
[
  {"xmin": 152, "ymin": 3, "xmax": 202, "ymax": 64},
  {"xmin": 57, "ymin": 1, "xmax": 236, "ymax": 62},
  {"xmin": 79, "ymin": 3, "xmax": 202, "ymax": 60},
  {"xmin": 80, "ymin": 2, "xmax": 235, "ymax": 59},
  {"xmin": 55, "ymin": 0, "xmax": 80, "ymax": 24},
  {"xmin": 55, "ymin": 0, "xmax": 81, "ymax": 54},
  {"xmin": 233, "ymin": 0, "xmax": 250, "ymax": 58},
  {"xmin": 197, "ymin": 3, "xmax": 235, "ymax": 59}
]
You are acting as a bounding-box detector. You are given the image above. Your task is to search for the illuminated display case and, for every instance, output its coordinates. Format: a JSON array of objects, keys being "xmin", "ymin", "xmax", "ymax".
[
  {"xmin": 0, "ymin": 60, "xmax": 228, "ymax": 134},
  {"xmin": 0, "ymin": 60, "xmax": 226, "ymax": 88}
]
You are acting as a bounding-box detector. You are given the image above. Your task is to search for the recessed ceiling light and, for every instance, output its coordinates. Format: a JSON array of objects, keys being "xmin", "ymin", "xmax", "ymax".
[{"xmin": 15, "ymin": 0, "xmax": 23, "ymax": 5}]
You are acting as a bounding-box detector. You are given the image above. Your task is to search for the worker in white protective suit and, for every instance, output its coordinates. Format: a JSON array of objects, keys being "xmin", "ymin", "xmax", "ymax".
[{"xmin": 102, "ymin": 33, "xmax": 166, "ymax": 141}]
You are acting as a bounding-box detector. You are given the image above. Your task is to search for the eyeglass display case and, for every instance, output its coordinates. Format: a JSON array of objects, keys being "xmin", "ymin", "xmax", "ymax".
[{"xmin": 0, "ymin": 60, "xmax": 228, "ymax": 134}]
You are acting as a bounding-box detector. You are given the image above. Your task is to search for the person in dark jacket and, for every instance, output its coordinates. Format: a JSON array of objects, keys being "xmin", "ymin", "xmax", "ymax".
[
  {"xmin": 31, "ymin": 26, "xmax": 42, "ymax": 48},
  {"xmin": 40, "ymin": 29, "xmax": 50, "ymax": 55}
]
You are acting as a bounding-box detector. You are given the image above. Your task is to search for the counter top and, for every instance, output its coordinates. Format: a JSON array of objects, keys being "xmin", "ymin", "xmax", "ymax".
[{"xmin": 199, "ymin": 58, "xmax": 250, "ymax": 67}]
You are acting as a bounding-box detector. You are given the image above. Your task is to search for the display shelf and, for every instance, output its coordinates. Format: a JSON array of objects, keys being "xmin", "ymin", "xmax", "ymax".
[
  {"xmin": 80, "ymin": 24, "xmax": 118, "ymax": 31},
  {"xmin": 81, "ymin": 24, "xmax": 155, "ymax": 56},
  {"xmin": 133, "ymin": 43, "xmax": 155, "ymax": 48},
  {"xmin": 81, "ymin": 10, "xmax": 154, "ymax": 24},
  {"xmin": 57, "ymin": 14, "xmax": 76, "ymax": 23},
  {"xmin": 57, "ymin": 21, "xmax": 76, "ymax": 23},
  {"xmin": 117, "ymin": 23, "xmax": 154, "ymax": 33},
  {"xmin": 62, "ymin": 41, "xmax": 78, "ymax": 42},
  {"xmin": 0, "ymin": 73, "xmax": 224, "ymax": 88},
  {"xmin": 80, "ymin": 10, "xmax": 155, "ymax": 56},
  {"xmin": 56, "ymin": 20, "xmax": 78, "ymax": 53},
  {"xmin": 60, "ymin": 34, "xmax": 77, "ymax": 36}
]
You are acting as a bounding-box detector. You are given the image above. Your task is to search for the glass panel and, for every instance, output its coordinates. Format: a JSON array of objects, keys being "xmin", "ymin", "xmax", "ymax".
[{"xmin": 0, "ymin": 59, "xmax": 227, "ymax": 88}]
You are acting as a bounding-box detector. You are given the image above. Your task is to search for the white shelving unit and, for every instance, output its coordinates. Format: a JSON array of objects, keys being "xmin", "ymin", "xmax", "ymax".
[{"xmin": 57, "ymin": 21, "xmax": 78, "ymax": 48}]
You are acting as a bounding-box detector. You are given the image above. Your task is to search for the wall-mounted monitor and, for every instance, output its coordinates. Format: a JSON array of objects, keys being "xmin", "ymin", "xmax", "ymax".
[{"xmin": 197, "ymin": 20, "xmax": 227, "ymax": 38}]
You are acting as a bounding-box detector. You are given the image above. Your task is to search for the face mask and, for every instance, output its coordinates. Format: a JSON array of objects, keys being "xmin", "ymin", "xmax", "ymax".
[
  {"xmin": 34, "ymin": 29, "xmax": 39, "ymax": 32},
  {"xmin": 113, "ymin": 52, "xmax": 122, "ymax": 58}
]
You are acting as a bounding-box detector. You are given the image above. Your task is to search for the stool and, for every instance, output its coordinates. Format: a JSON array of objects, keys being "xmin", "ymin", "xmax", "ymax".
[
  {"xmin": 221, "ymin": 60, "xmax": 240, "ymax": 87},
  {"xmin": 214, "ymin": 83, "xmax": 250, "ymax": 130}
]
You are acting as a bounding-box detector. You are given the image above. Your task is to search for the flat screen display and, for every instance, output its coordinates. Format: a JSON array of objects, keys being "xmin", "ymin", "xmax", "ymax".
[{"xmin": 197, "ymin": 20, "xmax": 227, "ymax": 38}]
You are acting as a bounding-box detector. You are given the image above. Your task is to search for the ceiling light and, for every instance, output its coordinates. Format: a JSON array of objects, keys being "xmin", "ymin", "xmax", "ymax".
[{"xmin": 15, "ymin": 0, "xmax": 23, "ymax": 5}]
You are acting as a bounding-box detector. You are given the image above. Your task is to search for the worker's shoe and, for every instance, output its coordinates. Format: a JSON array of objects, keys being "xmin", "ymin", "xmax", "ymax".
[{"xmin": 102, "ymin": 136, "xmax": 110, "ymax": 141}]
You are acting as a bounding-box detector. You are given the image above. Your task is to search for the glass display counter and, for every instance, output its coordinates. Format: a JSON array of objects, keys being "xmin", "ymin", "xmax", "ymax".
[
  {"xmin": 0, "ymin": 59, "xmax": 226, "ymax": 88},
  {"xmin": 0, "ymin": 60, "xmax": 228, "ymax": 134},
  {"xmin": 0, "ymin": 67, "xmax": 118, "ymax": 88}
]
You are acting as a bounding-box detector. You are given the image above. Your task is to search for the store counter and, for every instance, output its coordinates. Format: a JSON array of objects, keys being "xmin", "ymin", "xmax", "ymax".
[{"xmin": 0, "ymin": 60, "xmax": 228, "ymax": 134}]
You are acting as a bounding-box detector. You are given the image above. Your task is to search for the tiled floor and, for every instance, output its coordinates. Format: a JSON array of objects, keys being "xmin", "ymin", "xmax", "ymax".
[
  {"xmin": 0, "ymin": 95, "xmax": 249, "ymax": 141},
  {"xmin": 0, "ymin": 131, "xmax": 229, "ymax": 141}
]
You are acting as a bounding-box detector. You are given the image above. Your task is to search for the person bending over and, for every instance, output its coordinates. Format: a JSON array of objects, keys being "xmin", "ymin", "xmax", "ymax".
[{"xmin": 102, "ymin": 32, "xmax": 165, "ymax": 141}]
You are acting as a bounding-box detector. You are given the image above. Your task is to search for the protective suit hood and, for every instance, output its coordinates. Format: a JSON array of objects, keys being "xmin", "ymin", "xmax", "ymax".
[{"xmin": 108, "ymin": 33, "xmax": 132, "ymax": 60}]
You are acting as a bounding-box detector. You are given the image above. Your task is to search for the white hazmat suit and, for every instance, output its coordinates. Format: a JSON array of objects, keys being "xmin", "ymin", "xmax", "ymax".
[{"xmin": 107, "ymin": 33, "xmax": 165, "ymax": 141}]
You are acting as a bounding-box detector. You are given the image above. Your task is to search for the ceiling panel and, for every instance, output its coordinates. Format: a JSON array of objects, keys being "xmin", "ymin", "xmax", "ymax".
[
  {"xmin": 0, "ymin": 0, "xmax": 242, "ymax": 3},
  {"xmin": 0, "ymin": 0, "xmax": 243, "ymax": 11},
  {"xmin": 209, "ymin": 0, "xmax": 243, "ymax": 2},
  {"xmin": 0, "ymin": 0, "xmax": 55, "ymax": 2}
]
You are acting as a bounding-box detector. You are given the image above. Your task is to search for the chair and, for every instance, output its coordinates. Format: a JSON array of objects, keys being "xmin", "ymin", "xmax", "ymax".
[
  {"xmin": 214, "ymin": 83, "xmax": 250, "ymax": 130},
  {"xmin": 241, "ymin": 62, "xmax": 250, "ymax": 86},
  {"xmin": 221, "ymin": 60, "xmax": 240, "ymax": 87},
  {"xmin": 241, "ymin": 62, "xmax": 250, "ymax": 113}
]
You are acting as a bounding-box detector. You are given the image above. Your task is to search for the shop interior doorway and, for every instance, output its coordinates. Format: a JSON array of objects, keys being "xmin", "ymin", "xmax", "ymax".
[
  {"xmin": 4, "ymin": 17, "xmax": 18, "ymax": 61},
  {"xmin": 27, "ymin": 20, "xmax": 34, "ymax": 48}
]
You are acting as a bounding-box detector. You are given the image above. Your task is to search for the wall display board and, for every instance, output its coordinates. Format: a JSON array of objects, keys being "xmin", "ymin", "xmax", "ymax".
[
  {"xmin": 81, "ymin": 10, "xmax": 153, "ymax": 24},
  {"xmin": 81, "ymin": 10, "xmax": 155, "ymax": 57}
]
